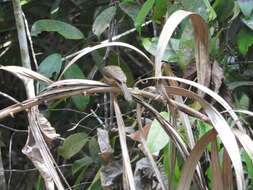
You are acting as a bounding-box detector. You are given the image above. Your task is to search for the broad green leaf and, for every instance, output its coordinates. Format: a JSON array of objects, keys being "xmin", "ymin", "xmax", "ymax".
[
  {"xmin": 178, "ymin": 24, "xmax": 195, "ymax": 70},
  {"xmin": 64, "ymin": 64, "xmax": 90, "ymax": 111},
  {"xmin": 92, "ymin": 6, "xmax": 116, "ymax": 37},
  {"xmin": 181, "ymin": 0, "xmax": 208, "ymax": 20},
  {"xmin": 203, "ymin": 0, "xmax": 217, "ymax": 21},
  {"xmin": 89, "ymin": 137, "xmax": 101, "ymax": 163},
  {"xmin": 238, "ymin": 0, "xmax": 253, "ymax": 17},
  {"xmin": 141, "ymin": 37, "xmax": 179, "ymax": 61},
  {"xmin": 235, "ymin": 93, "xmax": 250, "ymax": 109},
  {"xmin": 72, "ymin": 156, "xmax": 93, "ymax": 175},
  {"xmin": 119, "ymin": 2, "xmax": 140, "ymax": 21},
  {"xmin": 38, "ymin": 53, "xmax": 62, "ymax": 78},
  {"xmin": 215, "ymin": 0, "xmax": 234, "ymax": 21},
  {"xmin": 58, "ymin": 132, "xmax": 88, "ymax": 159},
  {"xmin": 242, "ymin": 16, "xmax": 253, "ymax": 30},
  {"xmin": 147, "ymin": 112, "xmax": 169, "ymax": 155},
  {"xmin": 134, "ymin": 0, "xmax": 155, "ymax": 32},
  {"xmin": 31, "ymin": 19, "xmax": 84, "ymax": 39},
  {"xmin": 88, "ymin": 169, "xmax": 102, "ymax": 190},
  {"xmin": 152, "ymin": 0, "xmax": 167, "ymax": 20},
  {"xmin": 73, "ymin": 169, "xmax": 86, "ymax": 190},
  {"xmin": 237, "ymin": 27, "xmax": 253, "ymax": 56}
]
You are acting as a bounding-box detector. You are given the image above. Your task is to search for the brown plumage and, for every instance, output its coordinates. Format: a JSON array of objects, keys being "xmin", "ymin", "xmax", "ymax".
[{"xmin": 102, "ymin": 65, "xmax": 132, "ymax": 102}]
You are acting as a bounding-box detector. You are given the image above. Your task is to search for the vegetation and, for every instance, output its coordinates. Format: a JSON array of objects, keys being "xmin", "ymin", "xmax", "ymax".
[{"xmin": 0, "ymin": 0, "xmax": 253, "ymax": 189}]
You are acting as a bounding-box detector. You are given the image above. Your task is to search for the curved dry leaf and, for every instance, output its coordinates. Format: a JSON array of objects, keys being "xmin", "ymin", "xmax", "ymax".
[
  {"xmin": 0, "ymin": 65, "xmax": 53, "ymax": 84},
  {"xmin": 37, "ymin": 113, "xmax": 60, "ymax": 142},
  {"xmin": 97, "ymin": 128, "xmax": 114, "ymax": 162},
  {"xmin": 128, "ymin": 123, "xmax": 151, "ymax": 142},
  {"xmin": 40, "ymin": 79, "xmax": 109, "ymax": 92},
  {"xmin": 176, "ymin": 129, "xmax": 217, "ymax": 190},
  {"xmin": 159, "ymin": 85, "xmax": 245, "ymax": 190},
  {"xmin": 59, "ymin": 41, "xmax": 153, "ymax": 79},
  {"xmin": 155, "ymin": 10, "xmax": 210, "ymax": 90},
  {"xmin": 222, "ymin": 149, "xmax": 234, "ymax": 190},
  {"xmin": 139, "ymin": 76, "xmax": 243, "ymax": 131},
  {"xmin": 211, "ymin": 141, "xmax": 224, "ymax": 190},
  {"xmin": 233, "ymin": 129, "xmax": 253, "ymax": 160},
  {"xmin": 113, "ymin": 97, "xmax": 136, "ymax": 190}
]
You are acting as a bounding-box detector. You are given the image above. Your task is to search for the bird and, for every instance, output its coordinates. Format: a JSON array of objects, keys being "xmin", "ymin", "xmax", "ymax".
[{"xmin": 102, "ymin": 65, "xmax": 132, "ymax": 102}]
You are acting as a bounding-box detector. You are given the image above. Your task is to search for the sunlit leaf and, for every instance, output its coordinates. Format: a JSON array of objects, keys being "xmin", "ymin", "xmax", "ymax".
[
  {"xmin": 64, "ymin": 64, "xmax": 90, "ymax": 111},
  {"xmin": 142, "ymin": 37, "xmax": 179, "ymax": 61},
  {"xmin": 242, "ymin": 15, "xmax": 253, "ymax": 30},
  {"xmin": 38, "ymin": 53, "xmax": 62, "ymax": 78},
  {"xmin": 152, "ymin": 0, "xmax": 167, "ymax": 20},
  {"xmin": 238, "ymin": 0, "xmax": 253, "ymax": 17},
  {"xmin": 58, "ymin": 132, "xmax": 88, "ymax": 159},
  {"xmin": 147, "ymin": 112, "xmax": 169, "ymax": 155},
  {"xmin": 31, "ymin": 19, "xmax": 84, "ymax": 39},
  {"xmin": 134, "ymin": 0, "xmax": 155, "ymax": 32},
  {"xmin": 237, "ymin": 27, "xmax": 253, "ymax": 56},
  {"xmin": 92, "ymin": 6, "xmax": 116, "ymax": 37}
]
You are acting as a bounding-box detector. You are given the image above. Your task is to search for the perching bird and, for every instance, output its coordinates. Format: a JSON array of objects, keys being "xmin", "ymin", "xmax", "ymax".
[{"xmin": 102, "ymin": 65, "xmax": 132, "ymax": 102}]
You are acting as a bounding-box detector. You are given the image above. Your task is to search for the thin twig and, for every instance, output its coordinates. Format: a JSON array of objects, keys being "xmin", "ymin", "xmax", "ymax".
[{"xmin": 0, "ymin": 92, "xmax": 20, "ymax": 104}]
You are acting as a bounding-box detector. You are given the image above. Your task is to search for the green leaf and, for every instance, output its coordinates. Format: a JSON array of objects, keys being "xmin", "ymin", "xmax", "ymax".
[
  {"xmin": 89, "ymin": 137, "xmax": 101, "ymax": 163},
  {"xmin": 242, "ymin": 15, "xmax": 253, "ymax": 30},
  {"xmin": 73, "ymin": 169, "xmax": 86, "ymax": 190},
  {"xmin": 238, "ymin": 0, "xmax": 253, "ymax": 17},
  {"xmin": 147, "ymin": 112, "xmax": 169, "ymax": 155},
  {"xmin": 237, "ymin": 27, "xmax": 253, "ymax": 56},
  {"xmin": 242, "ymin": 151, "xmax": 253, "ymax": 185},
  {"xmin": 38, "ymin": 53, "xmax": 62, "ymax": 78},
  {"xmin": 141, "ymin": 37, "xmax": 179, "ymax": 61},
  {"xmin": 58, "ymin": 133, "xmax": 88, "ymax": 159},
  {"xmin": 134, "ymin": 0, "xmax": 155, "ymax": 32},
  {"xmin": 64, "ymin": 64, "xmax": 90, "ymax": 111},
  {"xmin": 119, "ymin": 2, "xmax": 140, "ymax": 21},
  {"xmin": 88, "ymin": 169, "xmax": 102, "ymax": 190},
  {"xmin": 181, "ymin": 0, "xmax": 208, "ymax": 20},
  {"xmin": 152, "ymin": 0, "xmax": 167, "ymax": 20},
  {"xmin": 235, "ymin": 93, "xmax": 250, "ymax": 109},
  {"xmin": 72, "ymin": 156, "xmax": 93, "ymax": 175},
  {"xmin": 31, "ymin": 19, "xmax": 84, "ymax": 39},
  {"xmin": 92, "ymin": 6, "xmax": 117, "ymax": 37},
  {"xmin": 215, "ymin": 0, "xmax": 234, "ymax": 21},
  {"xmin": 203, "ymin": 0, "xmax": 217, "ymax": 21}
]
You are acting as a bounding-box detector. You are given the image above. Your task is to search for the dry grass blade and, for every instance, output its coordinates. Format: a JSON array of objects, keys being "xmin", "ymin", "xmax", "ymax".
[
  {"xmin": 222, "ymin": 150, "xmax": 234, "ymax": 190},
  {"xmin": 0, "ymin": 65, "xmax": 53, "ymax": 84},
  {"xmin": 139, "ymin": 76, "xmax": 243, "ymax": 130},
  {"xmin": 158, "ymin": 85, "xmax": 245, "ymax": 190},
  {"xmin": 155, "ymin": 10, "xmax": 210, "ymax": 88},
  {"xmin": 232, "ymin": 109, "xmax": 253, "ymax": 117},
  {"xmin": 233, "ymin": 129, "xmax": 253, "ymax": 160},
  {"xmin": 176, "ymin": 129, "xmax": 217, "ymax": 190},
  {"xmin": 59, "ymin": 41, "xmax": 153, "ymax": 79},
  {"xmin": 40, "ymin": 79, "xmax": 109, "ymax": 93},
  {"xmin": 211, "ymin": 141, "xmax": 224, "ymax": 190},
  {"xmin": 136, "ymin": 104, "xmax": 167, "ymax": 190},
  {"xmin": 113, "ymin": 97, "xmax": 136, "ymax": 190},
  {"xmin": 24, "ymin": 108, "xmax": 65, "ymax": 190},
  {"xmin": 134, "ymin": 97, "xmax": 189, "ymax": 158}
]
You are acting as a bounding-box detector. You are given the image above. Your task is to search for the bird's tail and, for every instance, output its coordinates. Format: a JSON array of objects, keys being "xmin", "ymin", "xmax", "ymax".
[{"xmin": 120, "ymin": 83, "xmax": 133, "ymax": 102}]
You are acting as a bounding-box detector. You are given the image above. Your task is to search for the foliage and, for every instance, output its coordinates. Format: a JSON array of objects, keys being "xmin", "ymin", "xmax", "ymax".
[{"xmin": 0, "ymin": 0, "xmax": 253, "ymax": 190}]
